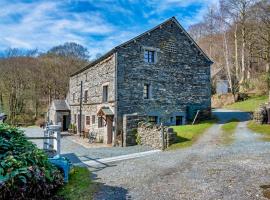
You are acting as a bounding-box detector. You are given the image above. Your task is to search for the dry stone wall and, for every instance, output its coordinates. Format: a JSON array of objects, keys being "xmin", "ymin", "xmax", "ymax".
[{"xmin": 137, "ymin": 122, "xmax": 177, "ymax": 149}]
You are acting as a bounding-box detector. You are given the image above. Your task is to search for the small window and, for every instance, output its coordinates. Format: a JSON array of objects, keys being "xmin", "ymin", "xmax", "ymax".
[
  {"xmin": 92, "ymin": 115, "xmax": 95, "ymax": 124},
  {"xmin": 148, "ymin": 116, "xmax": 158, "ymax": 124},
  {"xmin": 98, "ymin": 117, "xmax": 104, "ymax": 128},
  {"xmin": 144, "ymin": 50, "xmax": 155, "ymax": 63},
  {"xmin": 73, "ymin": 93, "xmax": 75, "ymax": 102},
  {"xmin": 74, "ymin": 114, "xmax": 77, "ymax": 123},
  {"xmin": 102, "ymin": 85, "xmax": 108, "ymax": 102},
  {"xmin": 84, "ymin": 90, "xmax": 88, "ymax": 103},
  {"xmin": 143, "ymin": 84, "xmax": 150, "ymax": 99},
  {"xmin": 86, "ymin": 116, "xmax": 90, "ymax": 125}
]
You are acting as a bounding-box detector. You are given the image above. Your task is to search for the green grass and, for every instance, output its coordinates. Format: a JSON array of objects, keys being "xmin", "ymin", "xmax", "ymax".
[
  {"xmin": 247, "ymin": 121, "xmax": 270, "ymax": 135},
  {"xmin": 168, "ymin": 120, "xmax": 216, "ymax": 149},
  {"xmin": 56, "ymin": 166, "xmax": 96, "ymax": 200},
  {"xmin": 224, "ymin": 95, "xmax": 268, "ymax": 112},
  {"xmin": 220, "ymin": 119, "xmax": 239, "ymax": 145},
  {"xmin": 221, "ymin": 119, "xmax": 239, "ymax": 133}
]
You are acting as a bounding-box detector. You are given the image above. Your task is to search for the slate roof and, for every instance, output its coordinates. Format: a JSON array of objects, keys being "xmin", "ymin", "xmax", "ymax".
[
  {"xmin": 70, "ymin": 16, "xmax": 213, "ymax": 77},
  {"xmin": 53, "ymin": 100, "xmax": 70, "ymax": 111},
  {"xmin": 97, "ymin": 107, "xmax": 114, "ymax": 116}
]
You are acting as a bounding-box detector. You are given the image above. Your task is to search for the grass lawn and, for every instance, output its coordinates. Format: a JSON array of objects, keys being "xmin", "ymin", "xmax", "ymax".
[
  {"xmin": 224, "ymin": 95, "xmax": 268, "ymax": 112},
  {"xmin": 247, "ymin": 121, "xmax": 270, "ymax": 135},
  {"xmin": 56, "ymin": 166, "xmax": 96, "ymax": 200},
  {"xmin": 221, "ymin": 119, "xmax": 239, "ymax": 133},
  {"xmin": 168, "ymin": 120, "xmax": 216, "ymax": 149}
]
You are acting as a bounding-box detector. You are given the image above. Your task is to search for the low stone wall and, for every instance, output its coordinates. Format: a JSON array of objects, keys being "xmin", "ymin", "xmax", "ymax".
[
  {"xmin": 253, "ymin": 104, "xmax": 269, "ymax": 124},
  {"xmin": 211, "ymin": 93, "xmax": 235, "ymax": 108},
  {"xmin": 137, "ymin": 122, "xmax": 177, "ymax": 149}
]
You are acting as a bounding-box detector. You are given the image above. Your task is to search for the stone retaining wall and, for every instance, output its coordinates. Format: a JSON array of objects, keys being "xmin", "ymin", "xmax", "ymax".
[{"xmin": 137, "ymin": 122, "xmax": 177, "ymax": 149}]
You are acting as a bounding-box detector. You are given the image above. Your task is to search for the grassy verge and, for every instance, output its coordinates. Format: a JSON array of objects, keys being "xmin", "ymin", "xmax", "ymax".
[
  {"xmin": 220, "ymin": 119, "xmax": 239, "ymax": 145},
  {"xmin": 221, "ymin": 119, "xmax": 239, "ymax": 133},
  {"xmin": 168, "ymin": 120, "xmax": 216, "ymax": 149},
  {"xmin": 247, "ymin": 121, "xmax": 270, "ymax": 135},
  {"xmin": 224, "ymin": 95, "xmax": 268, "ymax": 112},
  {"xmin": 56, "ymin": 166, "xmax": 96, "ymax": 200}
]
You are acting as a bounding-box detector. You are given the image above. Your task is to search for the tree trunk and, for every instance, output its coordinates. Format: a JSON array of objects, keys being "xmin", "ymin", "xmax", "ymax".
[{"xmin": 234, "ymin": 25, "xmax": 239, "ymax": 80}]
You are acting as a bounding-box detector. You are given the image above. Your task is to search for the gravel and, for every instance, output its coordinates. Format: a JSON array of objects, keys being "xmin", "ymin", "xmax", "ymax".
[{"xmin": 92, "ymin": 109, "xmax": 270, "ymax": 200}]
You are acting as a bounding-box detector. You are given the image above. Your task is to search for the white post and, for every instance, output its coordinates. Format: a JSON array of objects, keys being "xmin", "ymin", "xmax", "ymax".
[{"xmin": 48, "ymin": 125, "xmax": 61, "ymax": 157}]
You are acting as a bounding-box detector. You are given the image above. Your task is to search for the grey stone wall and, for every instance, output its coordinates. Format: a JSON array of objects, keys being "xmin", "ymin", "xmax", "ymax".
[
  {"xmin": 137, "ymin": 122, "xmax": 177, "ymax": 149},
  {"xmin": 123, "ymin": 113, "xmax": 146, "ymax": 146},
  {"xmin": 69, "ymin": 54, "xmax": 116, "ymax": 144},
  {"xmin": 116, "ymin": 19, "xmax": 211, "ymax": 136}
]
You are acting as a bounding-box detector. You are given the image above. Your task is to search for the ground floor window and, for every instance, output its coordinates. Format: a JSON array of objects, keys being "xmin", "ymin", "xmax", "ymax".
[
  {"xmin": 148, "ymin": 116, "xmax": 158, "ymax": 124},
  {"xmin": 92, "ymin": 115, "xmax": 95, "ymax": 124},
  {"xmin": 74, "ymin": 114, "xmax": 77, "ymax": 123},
  {"xmin": 86, "ymin": 116, "xmax": 90, "ymax": 125},
  {"xmin": 98, "ymin": 117, "xmax": 104, "ymax": 128}
]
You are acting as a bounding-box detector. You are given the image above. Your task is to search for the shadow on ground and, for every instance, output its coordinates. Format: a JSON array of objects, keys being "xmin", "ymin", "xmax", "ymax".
[
  {"xmin": 212, "ymin": 110, "xmax": 252, "ymax": 124},
  {"xmin": 62, "ymin": 153, "xmax": 129, "ymax": 200}
]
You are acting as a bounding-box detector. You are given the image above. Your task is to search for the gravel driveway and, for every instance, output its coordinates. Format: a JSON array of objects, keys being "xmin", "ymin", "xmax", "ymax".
[{"xmin": 92, "ymin": 109, "xmax": 270, "ymax": 200}]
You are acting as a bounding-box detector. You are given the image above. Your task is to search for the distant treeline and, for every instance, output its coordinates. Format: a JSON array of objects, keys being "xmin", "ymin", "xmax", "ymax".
[
  {"xmin": 0, "ymin": 42, "xmax": 89, "ymax": 125},
  {"xmin": 188, "ymin": 0, "xmax": 270, "ymax": 96}
]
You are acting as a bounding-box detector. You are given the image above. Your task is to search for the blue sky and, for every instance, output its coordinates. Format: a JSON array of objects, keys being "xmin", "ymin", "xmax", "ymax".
[{"xmin": 0, "ymin": 0, "xmax": 218, "ymax": 58}]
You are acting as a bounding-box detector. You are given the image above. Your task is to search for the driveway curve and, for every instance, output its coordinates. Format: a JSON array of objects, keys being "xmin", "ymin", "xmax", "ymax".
[{"xmin": 92, "ymin": 109, "xmax": 270, "ymax": 200}]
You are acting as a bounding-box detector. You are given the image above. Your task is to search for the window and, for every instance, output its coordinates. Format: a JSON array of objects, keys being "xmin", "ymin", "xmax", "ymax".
[
  {"xmin": 73, "ymin": 93, "xmax": 75, "ymax": 102},
  {"xmin": 143, "ymin": 84, "xmax": 150, "ymax": 99},
  {"xmin": 86, "ymin": 116, "xmax": 90, "ymax": 125},
  {"xmin": 98, "ymin": 117, "xmax": 104, "ymax": 128},
  {"xmin": 84, "ymin": 90, "xmax": 88, "ymax": 103},
  {"xmin": 148, "ymin": 116, "xmax": 158, "ymax": 124},
  {"xmin": 144, "ymin": 50, "xmax": 155, "ymax": 63},
  {"xmin": 102, "ymin": 85, "xmax": 108, "ymax": 102},
  {"xmin": 74, "ymin": 114, "xmax": 77, "ymax": 123},
  {"xmin": 92, "ymin": 115, "xmax": 95, "ymax": 124}
]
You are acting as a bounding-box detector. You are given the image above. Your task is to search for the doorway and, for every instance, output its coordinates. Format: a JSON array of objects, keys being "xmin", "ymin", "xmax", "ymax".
[{"xmin": 106, "ymin": 116, "xmax": 113, "ymax": 144}]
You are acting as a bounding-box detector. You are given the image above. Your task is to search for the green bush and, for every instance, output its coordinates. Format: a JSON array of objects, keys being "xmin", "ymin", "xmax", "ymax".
[{"xmin": 0, "ymin": 124, "xmax": 64, "ymax": 199}]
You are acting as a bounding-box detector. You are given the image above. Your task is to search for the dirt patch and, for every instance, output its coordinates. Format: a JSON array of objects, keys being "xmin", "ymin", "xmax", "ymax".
[{"xmin": 260, "ymin": 185, "xmax": 270, "ymax": 199}]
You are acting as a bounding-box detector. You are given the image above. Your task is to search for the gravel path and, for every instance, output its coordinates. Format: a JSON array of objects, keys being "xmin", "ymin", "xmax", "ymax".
[{"xmin": 92, "ymin": 109, "xmax": 270, "ymax": 200}]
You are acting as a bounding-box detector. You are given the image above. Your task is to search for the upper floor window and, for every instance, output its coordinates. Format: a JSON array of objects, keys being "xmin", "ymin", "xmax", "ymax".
[
  {"xmin": 143, "ymin": 84, "xmax": 150, "ymax": 99},
  {"xmin": 84, "ymin": 90, "xmax": 88, "ymax": 103},
  {"xmin": 102, "ymin": 85, "xmax": 108, "ymax": 103},
  {"xmin": 86, "ymin": 116, "xmax": 90, "ymax": 125},
  {"xmin": 73, "ymin": 93, "xmax": 75, "ymax": 102},
  {"xmin": 92, "ymin": 115, "xmax": 96, "ymax": 124},
  {"xmin": 144, "ymin": 50, "xmax": 155, "ymax": 63}
]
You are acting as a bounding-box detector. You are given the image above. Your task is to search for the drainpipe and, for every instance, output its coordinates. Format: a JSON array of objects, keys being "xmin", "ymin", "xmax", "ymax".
[{"xmin": 79, "ymin": 81, "xmax": 83, "ymax": 134}]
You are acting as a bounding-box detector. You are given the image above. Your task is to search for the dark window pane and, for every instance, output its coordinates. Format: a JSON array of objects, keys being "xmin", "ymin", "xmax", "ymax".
[
  {"xmin": 143, "ymin": 84, "xmax": 150, "ymax": 99},
  {"xmin": 98, "ymin": 117, "xmax": 104, "ymax": 128},
  {"xmin": 148, "ymin": 116, "xmax": 158, "ymax": 123},
  {"xmin": 92, "ymin": 115, "xmax": 95, "ymax": 124},
  {"xmin": 84, "ymin": 90, "xmax": 88, "ymax": 103},
  {"xmin": 102, "ymin": 86, "xmax": 108, "ymax": 102}
]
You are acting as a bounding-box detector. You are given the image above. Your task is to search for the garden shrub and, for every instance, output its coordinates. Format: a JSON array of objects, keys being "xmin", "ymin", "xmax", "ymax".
[{"xmin": 0, "ymin": 124, "xmax": 64, "ymax": 199}]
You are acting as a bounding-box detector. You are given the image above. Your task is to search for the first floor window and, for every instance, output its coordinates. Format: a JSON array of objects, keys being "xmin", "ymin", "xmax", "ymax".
[
  {"xmin": 98, "ymin": 117, "xmax": 104, "ymax": 128},
  {"xmin": 92, "ymin": 115, "xmax": 96, "ymax": 124},
  {"xmin": 148, "ymin": 116, "xmax": 158, "ymax": 124},
  {"xmin": 84, "ymin": 90, "xmax": 88, "ymax": 103},
  {"xmin": 73, "ymin": 93, "xmax": 75, "ymax": 102},
  {"xmin": 143, "ymin": 84, "xmax": 150, "ymax": 99},
  {"xmin": 86, "ymin": 116, "xmax": 90, "ymax": 125},
  {"xmin": 102, "ymin": 85, "xmax": 108, "ymax": 102},
  {"xmin": 74, "ymin": 114, "xmax": 77, "ymax": 123}
]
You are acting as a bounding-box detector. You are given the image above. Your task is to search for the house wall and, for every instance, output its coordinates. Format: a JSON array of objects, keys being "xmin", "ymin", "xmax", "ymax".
[
  {"xmin": 69, "ymin": 54, "xmax": 116, "ymax": 144},
  {"xmin": 116, "ymin": 20, "xmax": 211, "ymax": 138}
]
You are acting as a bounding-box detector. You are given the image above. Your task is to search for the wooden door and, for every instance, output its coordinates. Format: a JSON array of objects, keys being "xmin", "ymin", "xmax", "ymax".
[{"xmin": 106, "ymin": 116, "xmax": 113, "ymax": 144}]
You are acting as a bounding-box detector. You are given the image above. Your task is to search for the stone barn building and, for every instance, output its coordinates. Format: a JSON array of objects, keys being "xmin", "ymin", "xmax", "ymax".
[
  {"xmin": 68, "ymin": 17, "xmax": 212, "ymax": 146},
  {"xmin": 47, "ymin": 100, "xmax": 70, "ymax": 131}
]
